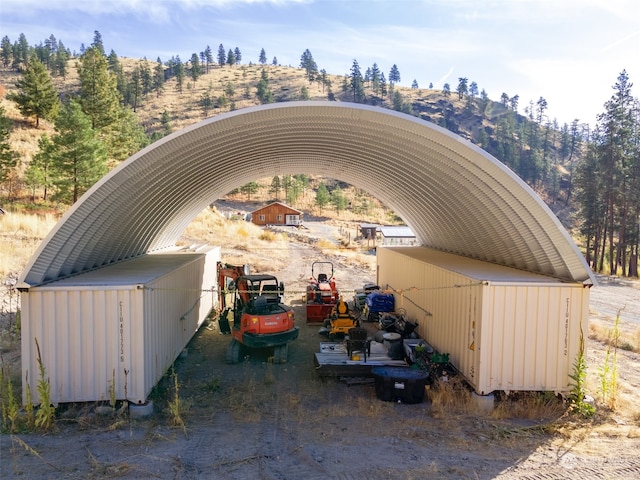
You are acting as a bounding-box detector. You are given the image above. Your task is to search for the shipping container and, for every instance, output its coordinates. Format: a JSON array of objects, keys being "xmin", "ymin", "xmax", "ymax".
[
  {"xmin": 20, "ymin": 246, "xmax": 220, "ymax": 405},
  {"xmin": 376, "ymin": 246, "xmax": 590, "ymax": 395}
]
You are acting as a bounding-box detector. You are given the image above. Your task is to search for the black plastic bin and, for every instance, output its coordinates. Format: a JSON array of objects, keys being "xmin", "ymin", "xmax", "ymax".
[{"xmin": 371, "ymin": 367, "xmax": 430, "ymax": 404}]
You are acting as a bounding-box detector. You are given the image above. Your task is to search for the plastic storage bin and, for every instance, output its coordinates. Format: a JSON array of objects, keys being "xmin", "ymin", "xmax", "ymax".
[{"xmin": 371, "ymin": 366, "xmax": 430, "ymax": 404}]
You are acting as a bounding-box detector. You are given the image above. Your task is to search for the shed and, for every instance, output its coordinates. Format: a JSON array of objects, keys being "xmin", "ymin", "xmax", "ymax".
[
  {"xmin": 251, "ymin": 202, "xmax": 302, "ymax": 226},
  {"xmin": 376, "ymin": 246, "xmax": 590, "ymax": 395},
  {"xmin": 20, "ymin": 246, "xmax": 220, "ymax": 405},
  {"xmin": 379, "ymin": 226, "xmax": 416, "ymax": 246},
  {"xmin": 359, "ymin": 223, "xmax": 378, "ymax": 240}
]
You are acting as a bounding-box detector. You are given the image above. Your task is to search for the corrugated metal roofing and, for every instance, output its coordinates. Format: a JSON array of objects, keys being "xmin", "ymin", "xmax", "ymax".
[
  {"xmin": 379, "ymin": 226, "xmax": 416, "ymax": 238},
  {"xmin": 380, "ymin": 246, "xmax": 565, "ymax": 284},
  {"xmin": 19, "ymin": 102, "xmax": 595, "ymax": 286}
]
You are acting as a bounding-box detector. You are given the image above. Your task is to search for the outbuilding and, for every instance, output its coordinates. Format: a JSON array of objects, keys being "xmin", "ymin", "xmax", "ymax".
[
  {"xmin": 379, "ymin": 226, "xmax": 417, "ymax": 246},
  {"xmin": 20, "ymin": 246, "xmax": 220, "ymax": 405},
  {"xmin": 359, "ymin": 223, "xmax": 378, "ymax": 240},
  {"xmin": 376, "ymin": 246, "xmax": 590, "ymax": 395},
  {"xmin": 250, "ymin": 202, "xmax": 303, "ymax": 226}
]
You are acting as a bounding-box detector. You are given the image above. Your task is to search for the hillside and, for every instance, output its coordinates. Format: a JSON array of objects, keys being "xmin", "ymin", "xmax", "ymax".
[{"xmin": 0, "ymin": 57, "xmax": 572, "ymax": 226}]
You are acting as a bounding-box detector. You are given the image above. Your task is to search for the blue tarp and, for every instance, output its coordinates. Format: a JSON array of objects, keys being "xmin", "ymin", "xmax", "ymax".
[{"xmin": 365, "ymin": 291, "xmax": 395, "ymax": 312}]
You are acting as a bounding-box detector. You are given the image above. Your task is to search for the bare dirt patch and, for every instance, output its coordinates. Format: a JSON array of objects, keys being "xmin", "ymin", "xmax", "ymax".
[{"xmin": 2, "ymin": 229, "xmax": 640, "ymax": 479}]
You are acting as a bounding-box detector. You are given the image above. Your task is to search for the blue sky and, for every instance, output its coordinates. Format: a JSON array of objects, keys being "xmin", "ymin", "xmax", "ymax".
[{"xmin": 2, "ymin": 0, "xmax": 639, "ymax": 126}]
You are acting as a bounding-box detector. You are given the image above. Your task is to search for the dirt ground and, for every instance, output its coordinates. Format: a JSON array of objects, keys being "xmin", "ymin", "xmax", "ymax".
[{"xmin": 1, "ymin": 235, "xmax": 640, "ymax": 479}]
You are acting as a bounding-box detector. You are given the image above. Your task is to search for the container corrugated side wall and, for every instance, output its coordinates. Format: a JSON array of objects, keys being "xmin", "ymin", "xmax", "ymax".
[
  {"xmin": 21, "ymin": 287, "xmax": 142, "ymax": 405},
  {"xmin": 139, "ymin": 250, "xmax": 218, "ymax": 403},
  {"xmin": 376, "ymin": 247, "xmax": 483, "ymax": 391},
  {"xmin": 479, "ymin": 283, "xmax": 589, "ymax": 394}
]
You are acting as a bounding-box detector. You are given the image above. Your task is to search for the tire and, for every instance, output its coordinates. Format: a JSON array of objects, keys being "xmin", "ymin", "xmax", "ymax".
[{"xmin": 226, "ymin": 339, "xmax": 242, "ymax": 364}]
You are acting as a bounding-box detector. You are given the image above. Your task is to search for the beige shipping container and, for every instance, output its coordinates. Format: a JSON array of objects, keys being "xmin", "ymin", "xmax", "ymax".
[
  {"xmin": 376, "ymin": 246, "xmax": 590, "ymax": 395},
  {"xmin": 20, "ymin": 246, "xmax": 220, "ymax": 405}
]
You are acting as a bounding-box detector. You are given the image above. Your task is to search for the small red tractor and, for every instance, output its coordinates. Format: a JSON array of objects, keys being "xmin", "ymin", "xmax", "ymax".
[
  {"xmin": 305, "ymin": 261, "xmax": 339, "ymax": 324},
  {"xmin": 217, "ymin": 263, "xmax": 298, "ymax": 364}
]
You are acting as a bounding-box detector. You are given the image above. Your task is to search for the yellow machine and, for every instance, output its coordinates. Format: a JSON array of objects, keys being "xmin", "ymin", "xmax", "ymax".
[{"xmin": 323, "ymin": 296, "xmax": 359, "ymax": 339}]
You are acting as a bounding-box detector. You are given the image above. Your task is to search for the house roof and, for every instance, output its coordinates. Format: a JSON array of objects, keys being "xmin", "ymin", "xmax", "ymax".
[
  {"xmin": 251, "ymin": 202, "xmax": 302, "ymax": 215},
  {"xmin": 20, "ymin": 102, "xmax": 595, "ymax": 286}
]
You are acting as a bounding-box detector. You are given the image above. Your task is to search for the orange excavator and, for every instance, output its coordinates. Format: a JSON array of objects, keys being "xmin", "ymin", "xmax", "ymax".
[{"xmin": 217, "ymin": 263, "xmax": 298, "ymax": 364}]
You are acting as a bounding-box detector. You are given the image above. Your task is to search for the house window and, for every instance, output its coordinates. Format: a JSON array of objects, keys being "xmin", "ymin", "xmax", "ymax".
[
  {"xmin": 259, "ymin": 214, "xmax": 265, "ymax": 221},
  {"xmin": 276, "ymin": 214, "xmax": 283, "ymax": 221}
]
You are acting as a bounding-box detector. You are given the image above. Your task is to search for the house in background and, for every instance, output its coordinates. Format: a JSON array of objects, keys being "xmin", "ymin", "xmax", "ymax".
[
  {"xmin": 379, "ymin": 226, "xmax": 416, "ymax": 246},
  {"xmin": 250, "ymin": 202, "xmax": 303, "ymax": 226}
]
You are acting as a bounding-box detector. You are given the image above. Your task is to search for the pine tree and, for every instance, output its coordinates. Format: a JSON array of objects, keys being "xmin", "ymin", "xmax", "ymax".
[
  {"xmin": 224, "ymin": 81, "xmax": 235, "ymax": 98},
  {"xmin": 469, "ymin": 81, "xmax": 479, "ymax": 98},
  {"xmin": 234, "ymin": 47, "xmax": 242, "ymax": 64},
  {"xmin": 389, "ymin": 64, "xmax": 400, "ymax": 86},
  {"xmin": 240, "ymin": 181, "xmax": 260, "ymax": 200},
  {"xmin": 270, "ymin": 176, "xmax": 281, "ymax": 201},
  {"xmin": 15, "ymin": 33, "xmax": 29, "ymax": 70},
  {"xmin": 50, "ymin": 100, "xmax": 109, "ymax": 204},
  {"xmin": 456, "ymin": 77, "xmax": 468, "ymax": 100},
  {"xmin": 140, "ymin": 59, "xmax": 152, "ymax": 96},
  {"xmin": 315, "ymin": 182, "xmax": 330, "ymax": 211},
  {"xmin": 54, "ymin": 41, "xmax": 70, "ymax": 78},
  {"xmin": 200, "ymin": 91, "xmax": 213, "ymax": 118},
  {"xmin": 300, "ymin": 49, "xmax": 318, "ymax": 83},
  {"xmin": 0, "ymin": 105, "xmax": 18, "ymax": 190},
  {"xmin": 26, "ymin": 134, "xmax": 55, "ymax": 200},
  {"xmin": 153, "ymin": 57, "xmax": 165, "ymax": 97},
  {"xmin": 331, "ymin": 186, "xmax": 348, "ymax": 214},
  {"xmin": 204, "ymin": 45, "xmax": 212, "ymax": 73},
  {"xmin": 256, "ymin": 68, "xmax": 273, "ymax": 104},
  {"xmin": 217, "ymin": 44, "xmax": 226, "ymax": 66},
  {"xmin": 259, "ymin": 48, "xmax": 267, "ymax": 65},
  {"xmin": 593, "ymin": 70, "xmax": 637, "ymax": 275},
  {"xmin": 379, "ymin": 73, "xmax": 387, "ymax": 100},
  {"xmin": 7, "ymin": 57, "xmax": 59, "ymax": 128},
  {"xmin": 108, "ymin": 105, "xmax": 149, "ymax": 162},
  {"xmin": 393, "ymin": 90, "xmax": 403, "ymax": 111},
  {"xmin": 77, "ymin": 46, "xmax": 121, "ymax": 130},
  {"xmin": 350, "ymin": 59, "xmax": 365, "ymax": 102},
  {"xmin": 370, "ymin": 63, "xmax": 381, "ymax": 95},
  {"xmin": 91, "ymin": 30, "xmax": 105, "ymax": 55},
  {"xmin": 77, "ymin": 46, "xmax": 147, "ymax": 162},
  {"xmin": 190, "ymin": 53, "xmax": 201, "ymax": 81},
  {"xmin": 175, "ymin": 56, "xmax": 185, "ymax": 93},
  {"xmin": 1, "ymin": 36, "xmax": 12, "ymax": 68},
  {"xmin": 227, "ymin": 49, "xmax": 236, "ymax": 66},
  {"xmin": 126, "ymin": 64, "xmax": 142, "ymax": 111}
]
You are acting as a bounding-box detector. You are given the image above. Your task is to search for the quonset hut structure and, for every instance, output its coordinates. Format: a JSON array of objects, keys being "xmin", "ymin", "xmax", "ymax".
[{"xmin": 18, "ymin": 102, "xmax": 595, "ymax": 404}]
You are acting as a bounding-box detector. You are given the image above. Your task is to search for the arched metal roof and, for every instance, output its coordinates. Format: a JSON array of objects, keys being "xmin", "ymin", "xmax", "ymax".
[{"xmin": 20, "ymin": 102, "xmax": 595, "ymax": 286}]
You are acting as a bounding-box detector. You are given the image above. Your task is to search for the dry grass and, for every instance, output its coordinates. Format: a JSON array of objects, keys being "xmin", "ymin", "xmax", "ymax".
[
  {"xmin": 178, "ymin": 207, "xmax": 291, "ymax": 272},
  {"xmin": 588, "ymin": 320, "xmax": 640, "ymax": 353},
  {"xmin": 0, "ymin": 212, "xmax": 61, "ymax": 279}
]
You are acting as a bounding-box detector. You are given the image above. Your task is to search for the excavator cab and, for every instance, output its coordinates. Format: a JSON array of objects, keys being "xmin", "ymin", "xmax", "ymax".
[{"xmin": 216, "ymin": 263, "xmax": 298, "ymax": 364}]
